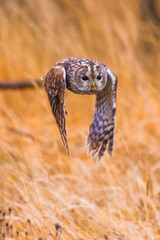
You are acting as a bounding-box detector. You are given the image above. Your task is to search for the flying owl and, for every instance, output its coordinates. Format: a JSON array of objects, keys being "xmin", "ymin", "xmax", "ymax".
[{"xmin": 42, "ymin": 57, "xmax": 117, "ymax": 161}]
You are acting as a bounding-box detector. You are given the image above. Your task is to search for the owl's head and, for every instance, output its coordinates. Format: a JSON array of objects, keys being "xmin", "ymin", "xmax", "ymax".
[{"xmin": 74, "ymin": 63, "xmax": 108, "ymax": 93}]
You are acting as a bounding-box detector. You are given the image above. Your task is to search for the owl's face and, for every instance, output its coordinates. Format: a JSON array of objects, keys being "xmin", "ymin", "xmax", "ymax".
[{"xmin": 74, "ymin": 64, "xmax": 108, "ymax": 93}]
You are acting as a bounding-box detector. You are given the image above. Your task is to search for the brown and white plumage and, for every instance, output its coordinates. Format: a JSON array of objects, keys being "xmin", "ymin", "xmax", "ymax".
[{"xmin": 42, "ymin": 57, "xmax": 117, "ymax": 161}]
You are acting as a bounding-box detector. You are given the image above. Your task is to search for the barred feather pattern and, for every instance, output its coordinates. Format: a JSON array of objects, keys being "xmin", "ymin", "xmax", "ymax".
[
  {"xmin": 43, "ymin": 66, "xmax": 70, "ymax": 156},
  {"xmin": 42, "ymin": 57, "xmax": 117, "ymax": 161},
  {"xmin": 86, "ymin": 69, "xmax": 117, "ymax": 161}
]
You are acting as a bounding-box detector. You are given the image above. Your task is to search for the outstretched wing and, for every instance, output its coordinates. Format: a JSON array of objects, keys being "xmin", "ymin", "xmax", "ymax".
[
  {"xmin": 86, "ymin": 68, "xmax": 117, "ymax": 161},
  {"xmin": 43, "ymin": 66, "xmax": 70, "ymax": 156}
]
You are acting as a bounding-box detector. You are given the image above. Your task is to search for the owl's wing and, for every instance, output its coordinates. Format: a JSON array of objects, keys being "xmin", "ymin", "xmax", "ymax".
[
  {"xmin": 43, "ymin": 66, "xmax": 70, "ymax": 156},
  {"xmin": 86, "ymin": 68, "xmax": 117, "ymax": 161}
]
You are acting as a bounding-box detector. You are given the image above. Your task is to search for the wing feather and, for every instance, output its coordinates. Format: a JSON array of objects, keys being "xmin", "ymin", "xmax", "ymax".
[
  {"xmin": 86, "ymin": 68, "xmax": 117, "ymax": 161},
  {"xmin": 44, "ymin": 66, "xmax": 70, "ymax": 156}
]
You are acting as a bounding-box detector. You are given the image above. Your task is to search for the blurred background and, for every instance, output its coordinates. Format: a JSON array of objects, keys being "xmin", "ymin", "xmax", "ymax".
[{"xmin": 0, "ymin": 0, "xmax": 160, "ymax": 239}]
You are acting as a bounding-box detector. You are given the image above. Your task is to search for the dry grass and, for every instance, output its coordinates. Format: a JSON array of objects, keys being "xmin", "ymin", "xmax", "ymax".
[{"xmin": 0, "ymin": 0, "xmax": 160, "ymax": 239}]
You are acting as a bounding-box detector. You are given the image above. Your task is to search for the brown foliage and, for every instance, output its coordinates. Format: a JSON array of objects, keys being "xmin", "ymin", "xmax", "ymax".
[{"xmin": 0, "ymin": 0, "xmax": 160, "ymax": 239}]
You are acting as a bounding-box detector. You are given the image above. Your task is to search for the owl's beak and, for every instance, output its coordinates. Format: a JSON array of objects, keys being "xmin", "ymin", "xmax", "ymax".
[{"xmin": 92, "ymin": 82, "xmax": 96, "ymax": 90}]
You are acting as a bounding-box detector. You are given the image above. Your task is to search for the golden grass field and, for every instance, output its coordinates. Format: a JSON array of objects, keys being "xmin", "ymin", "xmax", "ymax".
[{"xmin": 0, "ymin": 0, "xmax": 160, "ymax": 239}]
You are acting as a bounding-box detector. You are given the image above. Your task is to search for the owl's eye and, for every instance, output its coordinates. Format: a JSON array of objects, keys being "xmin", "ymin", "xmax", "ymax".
[
  {"xmin": 97, "ymin": 75, "xmax": 102, "ymax": 80},
  {"xmin": 82, "ymin": 76, "xmax": 89, "ymax": 81}
]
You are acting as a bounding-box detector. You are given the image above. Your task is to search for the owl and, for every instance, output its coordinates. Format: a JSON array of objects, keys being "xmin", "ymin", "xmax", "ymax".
[{"xmin": 42, "ymin": 57, "xmax": 117, "ymax": 161}]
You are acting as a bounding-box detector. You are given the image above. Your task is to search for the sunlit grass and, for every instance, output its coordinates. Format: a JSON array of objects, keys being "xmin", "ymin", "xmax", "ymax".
[{"xmin": 0, "ymin": 0, "xmax": 160, "ymax": 239}]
